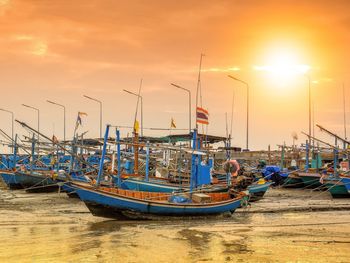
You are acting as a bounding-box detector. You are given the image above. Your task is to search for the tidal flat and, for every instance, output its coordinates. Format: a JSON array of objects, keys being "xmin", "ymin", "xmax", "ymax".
[{"xmin": 1, "ymin": 184, "xmax": 349, "ymax": 263}]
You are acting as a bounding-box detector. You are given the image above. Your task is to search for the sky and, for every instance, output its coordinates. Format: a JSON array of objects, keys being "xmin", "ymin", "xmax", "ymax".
[{"xmin": 0, "ymin": 0, "xmax": 350, "ymax": 150}]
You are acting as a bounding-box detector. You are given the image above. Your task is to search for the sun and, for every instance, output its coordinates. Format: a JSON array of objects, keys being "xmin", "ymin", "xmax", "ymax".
[{"xmin": 254, "ymin": 47, "xmax": 310, "ymax": 87}]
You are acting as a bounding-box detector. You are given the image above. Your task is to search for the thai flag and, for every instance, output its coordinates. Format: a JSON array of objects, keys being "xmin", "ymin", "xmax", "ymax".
[{"xmin": 196, "ymin": 107, "xmax": 209, "ymax": 125}]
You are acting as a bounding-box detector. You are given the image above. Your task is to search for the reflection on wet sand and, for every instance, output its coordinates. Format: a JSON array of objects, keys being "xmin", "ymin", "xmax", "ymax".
[{"xmin": 1, "ymin": 187, "xmax": 350, "ymax": 262}]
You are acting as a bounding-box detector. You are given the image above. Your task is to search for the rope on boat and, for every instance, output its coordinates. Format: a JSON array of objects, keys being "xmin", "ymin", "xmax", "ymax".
[
  {"xmin": 299, "ymin": 178, "xmax": 324, "ymax": 190},
  {"xmin": 24, "ymin": 183, "xmax": 59, "ymax": 191},
  {"xmin": 309, "ymin": 178, "xmax": 344, "ymax": 199},
  {"xmin": 23, "ymin": 176, "xmax": 55, "ymax": 191}
]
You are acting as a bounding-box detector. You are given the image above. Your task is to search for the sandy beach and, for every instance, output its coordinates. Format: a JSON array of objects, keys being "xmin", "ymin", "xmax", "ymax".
[{"xmin": 1, "ymin": 182, "xmax": 349, "ymax": 263}]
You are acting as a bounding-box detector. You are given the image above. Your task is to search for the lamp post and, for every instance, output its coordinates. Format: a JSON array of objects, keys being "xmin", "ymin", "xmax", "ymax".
[
  {"xmin": 305, "ymin": 75, "xmax": 311, "ymax": 143},
  {"xmin": 228, "ymin": 75, "xmax": 249, "ymax": 150},
  {"xmin": 22, "ymin": 104, "xmax": 40, "ymax": 142},
  {"xmin": 83, "ymin": 95, "xmax": 102, "ymax": 139},
  {"xmin": 0, "ymin": 108, "xmax": 14, "ymax": 153},
  {"xmin": 47, "ymin": 100, "xmax": 66, "ymax": 142},
  {"xmin": 123, "ymin": 89, "xmax": 143, "ymax": 137},
  {"xmin": 170, "ymin": 83, "xmax": 191, "ymax": 134}
]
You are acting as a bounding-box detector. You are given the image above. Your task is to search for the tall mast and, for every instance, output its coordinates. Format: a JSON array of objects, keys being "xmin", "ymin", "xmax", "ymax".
[
  {"xmin": 343, "ymin": 83, "xmax": 347, "ymax": 142},
  {"xmin": 195, "ymin": 53, "xmax": 204, "ymax": 128}
]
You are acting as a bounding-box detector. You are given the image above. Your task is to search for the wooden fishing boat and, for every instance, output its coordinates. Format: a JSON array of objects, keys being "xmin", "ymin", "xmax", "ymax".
[
  {"xmin": 247, "ymin": 181, "xmax": 273, "ymax": 202},
  {"xmin": 72, "ymin": 181, "xmax": 245, "ymax": 219},
  {"xmin": 11, "ymin": 170, "xmax": 61, "ymax": 192},
  {"xmin": 323, "ymin": 176, "xmax": 350, "ymax": 198},
  {"xmin": 121, "ymin": 176, "xmax": 183, "ymax": 193},
  {"xmin": 0, "ymin": 170, "xmax": 21, "ymax": 189},
  {"xmin": 297, "ymin": 171, "xmax": 323, "ymax": 188},
  {"xmin": 282, "ymin": 172, "xmax": 304, "ymax": 188}
]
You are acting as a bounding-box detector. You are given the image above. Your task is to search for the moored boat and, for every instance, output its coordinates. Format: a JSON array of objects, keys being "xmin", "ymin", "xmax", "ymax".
[
  {"xmin": 323, "ymin": 176, "xmax": 350, "ymax": 198},
  {"xmin": 16, "ymin": 170, "xmax": 61, "ymax": 192},
  {"xmin": 247, "ymin": 180, "xmax": 273, "ymax": 202},
  {"xmin": 297, "ymin": 172, "xmax": 323, "ymax": 188},
  {"xmin": 0, "ymin": 170, "xmax": 21, "ymax": 189},
  {"xmin": 282, "ymin": 172, "xmax": 304, "ymax": 188},
  {"xmin": 73, "ymin": 181, "xmax": 245, "ymax": 219}
]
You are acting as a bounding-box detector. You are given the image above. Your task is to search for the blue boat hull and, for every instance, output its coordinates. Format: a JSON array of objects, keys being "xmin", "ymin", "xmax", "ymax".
[
  {"xmin": 324, "ymin": 177, "xmax": 350, "ymax": 198},
  {"xmin": 247, "ymin": 182, "xmax": 273, "ymax": 202},
  {"xmin": 3, "ymin": 171, "xmax": 60, "ymax": 192},
  {"xmin": 74, "ymin": 184, "xmax": 243, "ymax": 219},
  {"xmin": 0, "ymin": 171, "xmax": 22, "ymax": 189},
  {"xmin": 121, "ymin": 178, "xmax": 185, "ymax": 193}
]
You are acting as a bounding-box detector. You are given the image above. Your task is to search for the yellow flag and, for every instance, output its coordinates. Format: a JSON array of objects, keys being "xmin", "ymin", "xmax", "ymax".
[
  {"xmin": 134, "ymin": 120, "xmax": 140, "ymax": 133},
  {"xmin": 171, "ymin": 118, "xmax": 176, "ymax": 128}
]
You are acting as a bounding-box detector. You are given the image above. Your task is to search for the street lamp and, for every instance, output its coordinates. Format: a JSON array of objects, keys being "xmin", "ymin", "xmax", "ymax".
[
  {"xmin": 47, "ymin": 100, "xmax": 66, "ymax": 142},
  {"xmin": 305, "ymin": 75, "xmax": 311, "ymax": 142},
  {"xmin": 22, "ymin": 104, "xmax": 40, "ymax": 146},
  {"xmin": 170, "ymin": 83, "xmax": 191, "ymax": 134},
  {"xmin": 0, "ymin": 108, "xmax": 14, "ymax": 153},
  {"xmin": 123, "ymin": 89, "xmax": 143, "ymax": 137},
  {"xmin": 228, "ymin": 75, "xmax": 249, "ymax": 150},
  {"xmin": 83, "ymin": 95, "xmax": 102, "ymax": 139}
]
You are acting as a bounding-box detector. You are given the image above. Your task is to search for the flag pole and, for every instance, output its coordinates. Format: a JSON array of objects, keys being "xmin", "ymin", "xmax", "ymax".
[{"xmin": 195, "ymin": 54, "xmax": 204, "ymax": 129}]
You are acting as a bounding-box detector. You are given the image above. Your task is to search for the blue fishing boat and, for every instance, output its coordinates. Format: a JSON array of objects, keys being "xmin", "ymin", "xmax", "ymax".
[
  {"xmin": 323, "ymin": 176, "xmax": 350, "ymax": 198},
  {"xmin": 0, "ymin": 170, "xmax": 21, "ymax": 189},
  {"xmin": 247, "ymin": 180, "xmax": 273, "ymax": 202},
  {"xmin": 74, "ymin": 182, "xmax": 244, "ymax": 219},
  {"xmin": 60, "ymin": 171, "xmax": 92, "ymax": 198},
  {"xmin": 74, "ymin": 125, "xmax": 246, "ymax": 219},
  {"xmin": 121, "ymin": 177, "xmax": 182, "ymax": 193},
  {"xmin": 12, "ymin": 170, "xmax": 62, "ymax": 192}
]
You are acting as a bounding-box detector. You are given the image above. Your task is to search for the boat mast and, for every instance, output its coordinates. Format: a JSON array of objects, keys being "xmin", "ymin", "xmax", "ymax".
[
  {"xmin": 96, "ymin": 124, "xmax": 110, "ymax": 186},
  {"xmin": 195, "ymin": 54, "xmax": 204, "ymax": 129},
  {"xmin": 116, "ymin": 128, "xmax": 121, "ymax": 187},
  {"xmin": 343, "ymin": 83, "xmax": 347, "ymax": 148}
]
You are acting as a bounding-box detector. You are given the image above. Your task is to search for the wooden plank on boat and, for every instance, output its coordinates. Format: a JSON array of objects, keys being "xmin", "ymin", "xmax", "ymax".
[{"xmin": 192, "ymin": 193, "xmax": 211, "ymax": 203}]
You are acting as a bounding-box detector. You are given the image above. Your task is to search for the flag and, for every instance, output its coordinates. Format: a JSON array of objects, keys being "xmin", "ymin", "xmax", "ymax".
[
  {"xmin": 196, "ymin": 107, "xmax": 209, "ymax": 125},
  {"xmin": 170, "ymin": 118, "xmax": 176, "ymax": 128},
  {"xmin": 134, "ymin": 120, "xmax": 140, "ymax": 133},
  {"xmin": 75, "ymin": 112, "xmax": 88, "ymax": 130},
  {"xmin": 52, "ymin": 134, "xmax": 59, "ymax": 144}
]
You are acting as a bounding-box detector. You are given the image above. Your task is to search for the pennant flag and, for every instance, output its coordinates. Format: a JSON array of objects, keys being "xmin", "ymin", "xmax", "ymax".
[
  {"xmin": 52, "ymin": 134, "xmax": 59, "ymax": 144},
  {"xmin": 134, "ymin": 120, "xmax": 140, "ymax": 133},
  {"xmin": 170, "ymin": 118, "xmax": 176, "ymax": 128},
  {"xmin": 196, "ymin": 107, "xmax": 209, "ymax": 125},
  {"xmin": 75, "ymin": 112, "xmax": 88, "ymax": 130}
]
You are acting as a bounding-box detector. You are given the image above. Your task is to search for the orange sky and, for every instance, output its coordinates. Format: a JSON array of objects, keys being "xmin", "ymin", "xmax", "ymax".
[{"xmin": 1, "ymin": 0, "xmax": 350, "ymax": 150}]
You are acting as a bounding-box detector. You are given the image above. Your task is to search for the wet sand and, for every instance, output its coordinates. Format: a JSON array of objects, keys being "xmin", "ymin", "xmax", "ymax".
[{"xmin": 1, "ymin": 182, "xmax": 350, "ymax": 263}]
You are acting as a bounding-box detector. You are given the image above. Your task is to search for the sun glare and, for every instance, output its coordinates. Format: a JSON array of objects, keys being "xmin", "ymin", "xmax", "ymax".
[{"xmin": 254, "ymin": 47, "xmax": 310, "ymax": 87}]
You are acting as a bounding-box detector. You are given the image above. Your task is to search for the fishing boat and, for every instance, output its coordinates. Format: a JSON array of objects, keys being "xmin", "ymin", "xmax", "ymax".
[
  {"xmin": 0, "ymin": 170, "xmax": 20, "ymax": 189},
  {"xmin": 247, "ymin": 180, "xmax": 273, "ymax": 202},
  {"xmin": 282, "ymin": 172, "xmax": 304, "ymax": 188},
  {"xmin": 323, "ymin": 176, "xmax": 350, "ymax": 198},
  {"xmin": 73, "ymin": 181, "xmax": 245, "ymax": 219},
  {"xmin": 13, "ymin": 170, "xmax": 63, "ymax": 192},
  {"xmin": 73, "ymin": 125, "xmax": 246, "ymax": 219},
  {"xmin": 297, "ymin": 171, "xmax": 323, "ymax": 188}
]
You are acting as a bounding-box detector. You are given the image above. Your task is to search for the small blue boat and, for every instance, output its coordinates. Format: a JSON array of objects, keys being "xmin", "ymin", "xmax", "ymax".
[
  {"xmin": 11, "ymin": 170, "xmax": 61, "ymax": 192},
  {"xmin": 73, "ymin": 182, "xmax": 244, "ymax": 219},
  {"xmin": 121, "ymin": 177, "xmax": 182, "ymax": 193},
  {"xmin": 323, "ymin": 176, "xmax": 350, "ymax": 198},
  {"xmin": 247, "ymin": 181, "xmax": 273, "ymax": 202},
  {"xmin": 0, "ymin": 170, "xmax": 21, "ymax": 189},
  {"xmin": 73, "ymin": 125, "xmax": 246, "ymax": 219}
]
